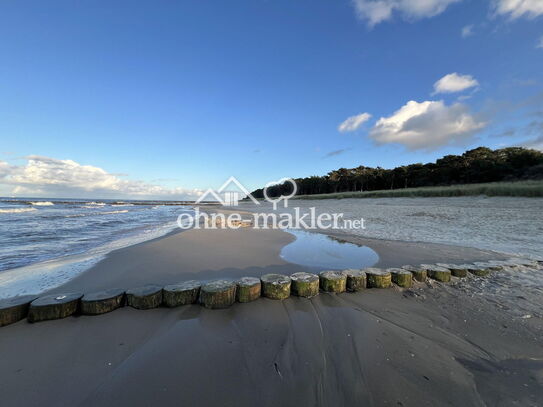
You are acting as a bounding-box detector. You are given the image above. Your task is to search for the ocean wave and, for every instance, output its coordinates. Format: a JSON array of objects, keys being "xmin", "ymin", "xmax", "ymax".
[
  {"xmin": 85, "ymin": 202, "xmax": 106, "ymax": 206},
  {"xmin": 103, "ymin": 210, "xmax": 129, "ymax": 215},
  {"xmin": 65, "ymin": 209, "xmax": 129, "ymax": 218},
  {"xmin": 30, "ymin": 201, "xmax": 54, "ymax": 206},
  {"xmin": 0, "ymin": 207, "xmax": 37, "ymax": 214},
  {"xmin": 112, "ymin": 204, "xmax": 134, "ymax": 207}
]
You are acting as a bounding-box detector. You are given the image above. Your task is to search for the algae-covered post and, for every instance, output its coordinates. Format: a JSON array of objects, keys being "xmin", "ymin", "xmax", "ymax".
[
  {"xmin": 344, "ymin": 269, "xmax": 367, "ymax": 292},
  {"xmin": 81, "ymin": 288, "xmax": 125, "ymax": 315},
  {"xmin": 319, "ymin": 270, "xmax": 347, "ymax": 293},
  {"xmin": 0, "ymin": 295, "xmax": 38, "ymax": 327},
  {"xmin": 27, "ymin": 293, "xmax": 83, "ymax": 323},
  {"xmin": 387, "ymin": 268, "xmax": 413, "ymax": 288},
  {"xmin": 290, "ymin": 272, "xmax": 319, "ymax": 298},
  {"xmin": 364, "ymin": 268, "xmax": 392, "ymax": 288},
  {"xmin": 199, "ymin": 280, "xmax": 237, "ymax": 309},
  {"xmin": 126, "ymin": 285, "xmax": 163, "ymax": 310},
  {"xmin": 261, "ymin": 274, "xmax": 291, "ymax": 300},
  {"xmin": 236, "ymin": 277, "xmax": 261, "ymax": 303},
  {"xmin": 436, "ymin": 263, "xmax": 469, "ymax": 278},
  {"xmin": 421, "ymin": 265, "xmax": 451, "ymax": 282},
  {"xmin": 163, "ymin": 281, "xmax": 201, "ymax": 307},
  {"xmin": 401, "ymin": 265, "xmax": 427, "ymax": 282}
]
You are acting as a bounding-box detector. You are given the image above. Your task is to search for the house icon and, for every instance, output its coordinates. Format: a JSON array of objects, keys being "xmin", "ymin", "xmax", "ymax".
[{"xmin": 195, "ymin": 176, "xmax": 260, "ymax": 206}]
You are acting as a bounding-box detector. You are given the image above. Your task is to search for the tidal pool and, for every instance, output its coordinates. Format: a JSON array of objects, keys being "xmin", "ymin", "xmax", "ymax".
[{"xmin": 281, "ymin": 229, "xmax": 379, "ymax": 270}]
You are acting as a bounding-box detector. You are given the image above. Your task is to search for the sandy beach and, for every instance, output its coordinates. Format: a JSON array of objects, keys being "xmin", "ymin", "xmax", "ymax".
[{"xmin": 1, "ymin": 223, "xmax": 542, "ymax": 407}]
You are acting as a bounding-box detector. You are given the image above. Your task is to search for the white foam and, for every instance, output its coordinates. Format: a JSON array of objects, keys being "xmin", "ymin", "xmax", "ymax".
[
  {"xmin": 30, "ymin": 201, "xmax": 54, "ymax": 206},
  {"xmin": 0, "ymin": 207, "xmax": 37, "ymax": 214},
  {"xmin": 0, "ymin": 220, "xmax": 180, "ymax": 299}
]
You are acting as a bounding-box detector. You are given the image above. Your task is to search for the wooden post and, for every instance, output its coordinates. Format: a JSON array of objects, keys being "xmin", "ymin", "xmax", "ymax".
[
  {"xmin": 421, "ymin": 265, "xmax": 451, "ymax": 282},
  {"xmin": 387, "ymin": 268, "xmax": 413, "ymax": 288},
  {"xmin": 261, "ymin": 274, "xmax": 291, "ymax": 300},
  {"xmin": 0, "ymin": 295, "xmax": 37, "ymax": 327},
  {"xmin": 163, "ymin": 280, "xmax": 201, "ymax": 307},
  {"xmin": 473, "ymin": 262, "xmax": 503, "ymax": 272},
  {"xmin": 27, "ymin": 293, "xmax": 83, "ymax": 323},
  {"xmin": 436, "ymin": 263, "xmax": 468, "ymax": 278},
  {"xmin": 199, "ymin": 280, "xmax": 237, "ymax": 309},
  {"xmin": 236, "ymin": 277, "xmax": 261, "ymax": 303},
  {"xmin": 344, "ymin": 269, "xmax": 367, "ymax": 292},
  {"xmin": 81, "ymin": 288, "xmax": 125, "ymax": 315},
  {"xmin": 401, "ymin": 265, "xmax": 427, "ymax": 282},
  {"xmin": 365, "ymin": 268, "xmax": 392, "ymax": 288},
  {"xmin": 319, "ymin": 271, "xmax": 347, "ymax": 293},
  {"xmin": 465, "ymin": 265, "xmax": 490, "ymax": 277},
  {"xmin": 126, "ymin": 285, "xmax": 163, "ymax": 310},
  {"xmin": 290, "ymin": 272, "xmax": 319, "ymax": 298}
]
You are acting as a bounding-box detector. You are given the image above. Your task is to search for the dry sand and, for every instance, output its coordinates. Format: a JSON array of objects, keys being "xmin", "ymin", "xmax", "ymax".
[{"xmin": 0, "ymin": 226, "xmax": 542, "ymax": 406}]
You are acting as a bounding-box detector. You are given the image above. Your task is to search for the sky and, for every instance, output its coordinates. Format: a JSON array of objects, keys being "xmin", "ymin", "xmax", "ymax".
[{"xmin": 0, "ymin": 0, "xmax": 542, "ymax": 199}]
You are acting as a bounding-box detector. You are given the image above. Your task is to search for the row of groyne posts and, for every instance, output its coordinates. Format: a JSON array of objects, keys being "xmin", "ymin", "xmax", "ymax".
[{"xmin": 1, "ymin": 257, "xmax": 541, "ymax": 327}]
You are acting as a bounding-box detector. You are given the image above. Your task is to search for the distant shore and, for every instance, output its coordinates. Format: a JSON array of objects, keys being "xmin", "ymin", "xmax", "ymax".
[{"xmin": 1, "ymin": 220, "xmax": 542, "ymax": 406}]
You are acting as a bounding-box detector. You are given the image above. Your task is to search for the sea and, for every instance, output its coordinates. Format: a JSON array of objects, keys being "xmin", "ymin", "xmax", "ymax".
[{"xmin": 0, "ymin": 198, "xmax": 194, "ymax": 299}]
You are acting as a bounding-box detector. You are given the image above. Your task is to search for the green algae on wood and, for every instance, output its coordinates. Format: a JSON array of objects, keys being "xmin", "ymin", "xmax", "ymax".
[
  {"xmin": 27, "ymin": 293, "xmax": 83, "ymax": 323},
  {"xmin": 200, "ymin": 280, "xmax": 237, "ymax": 309},
  {"xmin": 421, "ymin": 264, "xmax": 451, "ymax": 282},
  {"xmin": 290, "ymin": 272, "xmax": 319, "ymax": 298},
  {"xmin": 126, "ymin": 285, "xmax": 163, "ymax": 310},
  {"xmin": 436, "ymin": 263, "xmax": 469, "ymax": 278},
  {"xmin": 401, "ymin": 265, "xmax": 427, "ymax": 282},
  {"xmin": 81, "ymin": 288, "xmax": 125, "ymax": 315},
  {"xmin": 465, "ymin": 265, "xmax": 490, "ymax": 277},
  {"xmin": 236, "ymin": 277, "xmax": 261, "ymax": 303},
  {"xmin": 261, "ymin": 274, "xmax": 291, "ymax": 300},
  {"xmin": 0, "ymin": 295, "xmax": 37, "ymax": 327},
  {"xmin": 319, "ymin": 270, "xmax": 347, "ymax": 293},
  {"xmin": 387, "ymin": 268, "xmax": 413, "ymax": 288},
  {"xmin": 163, "ymin": 280, "xmax": 201, "ymax": 307},
  {"xmin": 364, "ymin": 268, "xmax": 392, "ymax": 288},
  {"xmin": 344, "ymin": 269, "xmax": 367, "ymax": 292}
]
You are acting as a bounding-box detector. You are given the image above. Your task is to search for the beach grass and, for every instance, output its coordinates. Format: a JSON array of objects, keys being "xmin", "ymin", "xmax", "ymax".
[{"xmin": 293, "ymin": 180, "xmax": 543, "ymax": 200}]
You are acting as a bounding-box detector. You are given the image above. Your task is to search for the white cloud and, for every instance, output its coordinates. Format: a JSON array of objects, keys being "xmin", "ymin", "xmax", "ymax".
[
  {"xmin": 338, "ymin": 112, "xmax": 372, "ymax": 132},
  {"xmin": 461, "ymin": 24, "xmax": 474, "ymax": 38},
  {"xmin": 353, "ymin": 0, "xmax": 461, "ymax": 26},
  {"xmin": 369, "ymin": 100, "xmax": 486, "ymax": 150},
  {"xmin": 494, "ymin": 0, "xmax": 543, "ymax": 19},
  {"xmin": 0, "ymin": 156, "xmax": 201, "ymax": 199},
  {"xmin": 433, "ymin": 73, "xmax": 479, "ymax": 94}
]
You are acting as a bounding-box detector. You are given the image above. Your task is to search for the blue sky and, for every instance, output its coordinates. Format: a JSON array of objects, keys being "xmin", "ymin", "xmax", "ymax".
[{"xmin": 0, "ymin": 0, "xmax": 542, "ymax": 199}]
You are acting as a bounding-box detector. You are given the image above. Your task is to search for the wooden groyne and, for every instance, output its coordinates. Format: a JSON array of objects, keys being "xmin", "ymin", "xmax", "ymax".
[{"xmin": 0, "ymin": 258, "xmax": 541, "ymax": 327}]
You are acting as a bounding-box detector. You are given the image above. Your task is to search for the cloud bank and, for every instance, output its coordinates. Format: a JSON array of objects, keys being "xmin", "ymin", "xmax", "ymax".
[
  {"xmin": 433, "ymin": 73, "xmax": 479, "ymax": 94},
  {"xmin": 0, "ymin": 156, "xmax": 201, "ymax": 199},
  {"xmin": 369, "ymin": 100, "xmax": 486, "ymax": 150},
  {"xmin": 494, "ymin": 0, "xmax": 543, "ymax": 19},
  {"xmin": 352, "ymin": 0, "xmax": 461, "ymax": 26},
  {"xmin": 338, "ymin": 112, "xmax": 372, "ymax": 132}
]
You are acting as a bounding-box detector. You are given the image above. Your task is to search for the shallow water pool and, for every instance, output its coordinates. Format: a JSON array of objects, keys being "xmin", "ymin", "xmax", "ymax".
[{"xmin": 281, "ymin": 229, "xmax": 379, "ymax": 270}]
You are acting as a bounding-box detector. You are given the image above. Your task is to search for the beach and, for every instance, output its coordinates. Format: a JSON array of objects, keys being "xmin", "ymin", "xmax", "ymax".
[{"xmin": 1, "ymin": 216, "xmax": 542, "ymax": 406}]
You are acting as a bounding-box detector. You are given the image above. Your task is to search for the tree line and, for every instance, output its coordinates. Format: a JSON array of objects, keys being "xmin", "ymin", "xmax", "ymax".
[{"xmin": 250, "ymin": 147, "xmax": 543, "ymax": 198}]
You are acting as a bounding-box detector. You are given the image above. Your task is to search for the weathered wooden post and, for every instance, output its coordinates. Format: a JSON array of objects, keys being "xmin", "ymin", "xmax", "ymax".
[
  {"xmin": 236, "ymin": 277, "xmax": 261, "ymax": 303},
  {"xmin": 126, "ymin": 285, "xmax": 163, "ymax": 310},
  {"xmin": 387, "ymin": 268, "xmax": 413, "ymax": 288},
  {"xmin": 261, "ymin": 274, "xmax": 291, "ymax": 300},
  {"xmin": 163, "ymin": 280, "xmax": 201, "ymax": 307},
  {"xmin": 364, "ymin": 268, "xmax": 392, "ymax": 288},
  {"xmin": 290, "ymin": 272, "xmax": 319, "ymax": 298},
  {"xmin": 344, "ymin": 269, "xmax": 367, "ymax": 292},
  {"xmin": 81, "ymin": 288, "xmax": 125, "ymax": 315},
  {"xmin": 474, "ymin": 262, "xmax": 503, "ymax": 272},
  {"xmin": 401, "ymin": 265, "xmax": 427, "ymax": 282},
  {"xmin": 421, "ymin": 265, "xmax": 451, "ymax": 282},
  {"xmin": 465, "ymin": 265, "xmax": 490, "ymax": 277},
  {"xmin": 27, "ymin": 293, "xmax": 83, "ymax": 323},
  {"xmin": 199, "ymin": 280, "xmax": 237, "ymax": 309},
  {"xmin": 0, "ymin": 295, "xmax": 37, "ymax": 327},
  {"xmin": 319, "ymin": 270, "xmax": 347, "ymax": 293},
  {"xmin": 436, "ymin": 263, "xmax": 468, "ymax": 278}
]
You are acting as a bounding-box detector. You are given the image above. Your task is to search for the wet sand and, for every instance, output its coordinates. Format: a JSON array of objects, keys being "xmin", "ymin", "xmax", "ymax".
[{"xmin": 0, "ymin": 226, "xmax": 542, "ymax": 406}]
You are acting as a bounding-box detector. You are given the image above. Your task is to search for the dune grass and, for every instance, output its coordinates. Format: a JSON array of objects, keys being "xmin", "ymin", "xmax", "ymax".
[{"xmin": 293, "ymin": 181, "xmax": 543, "ymax": 200}]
